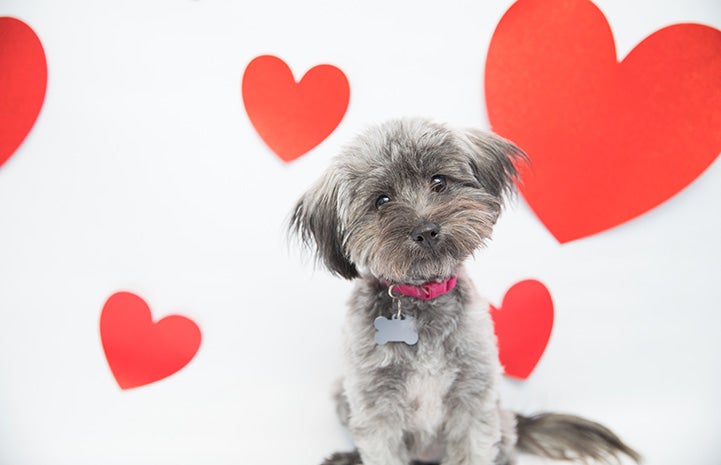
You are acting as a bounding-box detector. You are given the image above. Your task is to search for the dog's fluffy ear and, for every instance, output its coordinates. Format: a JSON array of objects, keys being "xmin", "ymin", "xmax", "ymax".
[
  {"xmin": 460, "ymin": 128, "xmax": 527, "ymax": 199},
  {"xmin": 289, "ymin": 170, "xmax": 359, "ymax": 280}
]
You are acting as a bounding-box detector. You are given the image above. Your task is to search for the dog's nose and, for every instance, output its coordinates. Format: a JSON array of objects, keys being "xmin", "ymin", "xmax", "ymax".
[{"xmin": 411, "ymin": 223, "xmax": 441, "ymax": 248}]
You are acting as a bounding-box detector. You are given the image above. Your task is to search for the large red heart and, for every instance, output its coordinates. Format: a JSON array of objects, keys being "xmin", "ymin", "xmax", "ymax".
[
  {"xmin": 0, "ymin": 17, "xmax": 47, "ymax": 170},
  {"xmin": 242, "ymin": 55, "xmax": 350, "ymax": 162},
  {"xmin": 100, "ymin": 292, "xmax": 202, "ymax": 390},
  {"xmin": 490, "ymin": 280, "xmax": 553, "ymax": 379},
  {"xmin": 485, "ymin": 0, "xmax": 721, "ymax": 243}
]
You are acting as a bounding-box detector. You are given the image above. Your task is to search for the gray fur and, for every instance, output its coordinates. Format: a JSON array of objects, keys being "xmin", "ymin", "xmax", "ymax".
[
  {"xmin": 515, "ymin": 413, "xmax": 642, "ymax": 464},
  {"xmin": 289, "ymin": 118, "xmax": 639, "ymax": 465}
]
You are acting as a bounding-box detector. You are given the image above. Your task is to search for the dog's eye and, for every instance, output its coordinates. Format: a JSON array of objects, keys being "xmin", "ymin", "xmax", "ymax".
[
  {"xmin": 375, "ymin": 195, "xmax": 391, "ymax": 208},
  {"xmin": 431, "ymin": 175, "xmax": 447, "ymax": 193}
]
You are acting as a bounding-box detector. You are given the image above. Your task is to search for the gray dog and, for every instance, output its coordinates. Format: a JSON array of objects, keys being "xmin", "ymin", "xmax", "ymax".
[{"xmin": 290, "ymin": 118, "xmax": 640, "ymax": 465}]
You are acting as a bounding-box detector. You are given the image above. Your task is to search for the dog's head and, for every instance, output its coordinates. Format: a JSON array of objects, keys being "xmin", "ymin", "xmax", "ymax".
[{"xmin": 290, "ymin": 118, "xmax": 526, "ymax": 283}]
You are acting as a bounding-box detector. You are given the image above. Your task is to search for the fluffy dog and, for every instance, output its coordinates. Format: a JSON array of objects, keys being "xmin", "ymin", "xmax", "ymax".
[{"xmin": 290, "ymin": 118, "xmax": 640, "ymax": 465}]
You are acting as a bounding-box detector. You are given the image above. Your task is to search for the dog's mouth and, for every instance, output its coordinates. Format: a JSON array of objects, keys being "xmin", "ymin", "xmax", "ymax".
[
  {"xmin": 374, "ymin": 265, "xmax": 458, "ymax": 286},
  {"xmin": 366, "ymin": 233, "xmax": 472, "ymax": 284}
]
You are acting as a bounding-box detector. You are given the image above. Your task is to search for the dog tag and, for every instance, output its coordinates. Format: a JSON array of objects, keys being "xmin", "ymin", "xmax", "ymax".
[{"xmin": 374, "ymin": 315, "xmax": 418, "ymax": 345}]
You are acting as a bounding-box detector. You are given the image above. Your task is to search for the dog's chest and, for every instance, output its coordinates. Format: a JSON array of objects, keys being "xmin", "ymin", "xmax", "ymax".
[{"xmin": 404, "ymin": 352, "xmax": 456, "ymax": 434}]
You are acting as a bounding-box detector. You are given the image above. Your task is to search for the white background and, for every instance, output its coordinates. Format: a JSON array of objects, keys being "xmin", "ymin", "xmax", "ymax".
[{"xmin": 1, "ymin": 1, "xmax": 720, "ymax": 464}]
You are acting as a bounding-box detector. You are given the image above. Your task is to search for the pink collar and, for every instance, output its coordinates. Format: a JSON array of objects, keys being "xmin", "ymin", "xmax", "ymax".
[{"xmin": 382, "ymin": 276, "xmax": 458, "ymax": 301}]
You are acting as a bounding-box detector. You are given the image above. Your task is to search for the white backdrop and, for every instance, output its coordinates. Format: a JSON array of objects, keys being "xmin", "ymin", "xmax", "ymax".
[{"xmin": 1, "ymin": 1, "xmax": 720, "ymax": 465}]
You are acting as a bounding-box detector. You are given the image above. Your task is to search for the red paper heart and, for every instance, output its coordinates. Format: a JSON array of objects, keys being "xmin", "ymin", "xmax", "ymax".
[
  {"xmin": 100, "ymin": 292, "xmax": 202, "ymax": 390},
  {"xmin": 485, "ymin": 0, "xmax": 721, "ymax": 243},
  {"xmin": 0, "ymin": 17, "xmax": 47, "ymax": 169},
  {"xmin": 242, "ymin": 55, "xmax": 350, "ymax": 162},
  {"xmin": 490, "ymin": 280, "xmax": 553, "ymax": 379}
]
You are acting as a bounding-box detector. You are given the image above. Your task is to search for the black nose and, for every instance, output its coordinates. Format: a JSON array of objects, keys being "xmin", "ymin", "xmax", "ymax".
[{"xmin": 411, "ymin": 222, "xmax": 441, "ymax": 248}]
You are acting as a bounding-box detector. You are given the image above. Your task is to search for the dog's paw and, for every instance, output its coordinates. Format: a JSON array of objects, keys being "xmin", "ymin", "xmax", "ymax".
[
  {"xmin": 321, "ymin": 451, "xmax": 361, "ymax": 465},
  {"xmin": 374, "ymin": 315, "xmax": 418, "ymax": 345}
]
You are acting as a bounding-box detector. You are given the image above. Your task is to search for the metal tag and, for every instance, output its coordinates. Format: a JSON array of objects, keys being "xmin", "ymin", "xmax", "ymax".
[{"xmin": 374, "ymin": 315, "xmax": 418, "ymax": 346}]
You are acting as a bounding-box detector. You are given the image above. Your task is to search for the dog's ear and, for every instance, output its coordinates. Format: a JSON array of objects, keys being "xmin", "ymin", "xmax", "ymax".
[
  {"xmin": 460, "ymin": 128, "xmax": 528, "ymax": 199},
  {"xmin": 289, "ymin": 170, "xmax": 359, "ymax": 280}
]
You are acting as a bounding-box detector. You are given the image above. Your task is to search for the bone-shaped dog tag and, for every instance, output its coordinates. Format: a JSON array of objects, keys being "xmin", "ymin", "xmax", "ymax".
[{"xmin": 374, "ymin": 315, "xmax": 418, "ymax": 345}]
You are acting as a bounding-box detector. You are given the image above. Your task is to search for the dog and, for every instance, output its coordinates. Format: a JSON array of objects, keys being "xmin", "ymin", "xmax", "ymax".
[{"xmin": 289, "ymin": 118, "xmax": 640, "ymax": 465}]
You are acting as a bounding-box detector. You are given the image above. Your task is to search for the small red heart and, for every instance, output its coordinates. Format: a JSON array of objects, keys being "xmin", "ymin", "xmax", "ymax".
[
  {"xmin": 0, "ymin": 17, "xmax": 47, "ymax": 170},
  {"xmin": 485, "ymin": 0, "xmax": 721, "ymax": 243},
  {"xmin": 490, "ymin": 280, "xmax": 553, "ymax": 379},
  {"xmin": 100, "ymin": 292, "xmax": 202, "ymax": 390},
  {"xmin": 242, "ymin": 55, "xmax": 350, "ymax": 162}
]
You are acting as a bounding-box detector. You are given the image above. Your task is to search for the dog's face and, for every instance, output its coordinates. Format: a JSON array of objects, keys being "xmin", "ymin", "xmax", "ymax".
[{"xmin": 291, "ymin": 118, "xmax": 525, "ymax": 283}]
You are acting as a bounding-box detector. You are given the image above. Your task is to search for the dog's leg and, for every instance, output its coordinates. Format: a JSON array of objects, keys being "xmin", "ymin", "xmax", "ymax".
[
  {"xmin": 441, "ymin": 392, "xmax": 502, "ymax": 465},
  {"xmin": 348, "ymin": 406, "xmax": 409, "ymax": 465},
  {"xmin": 332, "ymin": 378, "xmax": 351, "ymax": 427},
  {"xmin": 326, "ymin": 382, "xmax": 404, "ymax": 465},
  {"xmin": 494, "ymin": 408, "xmax": 518, "ymax": 465},
  {"xmin": 351, "ymin": 423, "xmax": 409, "ymax": 465}
]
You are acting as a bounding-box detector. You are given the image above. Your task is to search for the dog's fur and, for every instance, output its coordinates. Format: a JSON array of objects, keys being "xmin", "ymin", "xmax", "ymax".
[{"xmin": 290, "ymin": 118, "xmax": 640, "ymax": 465}]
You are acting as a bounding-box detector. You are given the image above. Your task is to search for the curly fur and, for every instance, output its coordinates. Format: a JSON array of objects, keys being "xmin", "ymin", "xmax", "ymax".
[{"xmin": 290, "ymin": 118, "xmax": 640, "ymax": 465}]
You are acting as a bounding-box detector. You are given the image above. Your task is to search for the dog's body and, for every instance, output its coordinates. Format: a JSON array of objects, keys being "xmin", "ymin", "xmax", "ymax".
[
  {"xmin": 339, "ymin": 268, "xmax": 516, "ymax": 465},
  {"xmin": 291, "ymin": 118, "xmax": 639, "ymax": 465}
]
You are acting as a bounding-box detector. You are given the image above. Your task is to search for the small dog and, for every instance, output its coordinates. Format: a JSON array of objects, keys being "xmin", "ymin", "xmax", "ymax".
[{"xmin": 290, "ymin": 118, "xmax": 640, "ymax": 465}]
